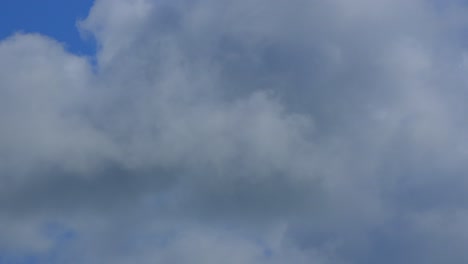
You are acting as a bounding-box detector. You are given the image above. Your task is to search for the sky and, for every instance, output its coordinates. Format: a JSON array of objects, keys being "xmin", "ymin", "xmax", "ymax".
[
  {"xmin": 2, "ymin": 0, "xmax": 468, "ymax": 263},
  {"xmin": 0, "ymin": 0, "xmax": 95, "ymax": 55}
]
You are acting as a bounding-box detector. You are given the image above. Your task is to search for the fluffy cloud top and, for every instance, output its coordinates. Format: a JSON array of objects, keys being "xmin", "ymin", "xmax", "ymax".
[{"xmin": 2, "ymin": 0, "xmax": 468, "ymax": 263}]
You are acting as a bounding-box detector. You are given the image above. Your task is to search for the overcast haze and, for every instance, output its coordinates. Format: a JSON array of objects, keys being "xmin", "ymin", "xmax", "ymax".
[{"xmin": 2, "ymin": 0, "xmax": 468, "ymax": 263}]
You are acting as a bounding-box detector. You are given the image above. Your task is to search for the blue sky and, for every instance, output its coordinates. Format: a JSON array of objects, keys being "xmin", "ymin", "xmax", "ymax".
[{"xmin": 0, "ymin": 0, "xmax": 95, "ymax": 55}]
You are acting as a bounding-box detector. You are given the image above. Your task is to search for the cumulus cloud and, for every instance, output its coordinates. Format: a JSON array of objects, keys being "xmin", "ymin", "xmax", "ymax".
[{"xmin": 2, "ymin": 0, "xmax": 468, "ymax": 263}]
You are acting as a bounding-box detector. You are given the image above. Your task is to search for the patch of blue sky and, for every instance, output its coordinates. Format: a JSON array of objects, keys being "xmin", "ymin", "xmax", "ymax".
[
  {"xmin": 0, "ymin": 0, "xmax": 96, "ymax": 56},
  {"xmin": 0, "ymin": 223, "xmax": 77, "ymax": 264},
  {"xmin": 40, "ymin": 222, "xmax": 78, "ymax": 264}
]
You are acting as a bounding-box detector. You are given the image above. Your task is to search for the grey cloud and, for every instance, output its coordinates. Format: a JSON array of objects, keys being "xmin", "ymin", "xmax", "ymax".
[{"xmin": 2, "ymin": 0, "xmax": 468, "ymax": 263}]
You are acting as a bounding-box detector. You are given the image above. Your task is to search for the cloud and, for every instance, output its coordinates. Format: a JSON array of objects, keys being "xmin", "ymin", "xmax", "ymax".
[{"xmin": 2, "ymin": 0, "xmax": 468, "ymax": 263}]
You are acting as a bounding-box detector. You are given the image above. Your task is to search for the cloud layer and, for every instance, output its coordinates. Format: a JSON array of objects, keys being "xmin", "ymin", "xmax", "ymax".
[{"xmin": 2, "ymin": 0, "xmax": 468, "ymax": 263}]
